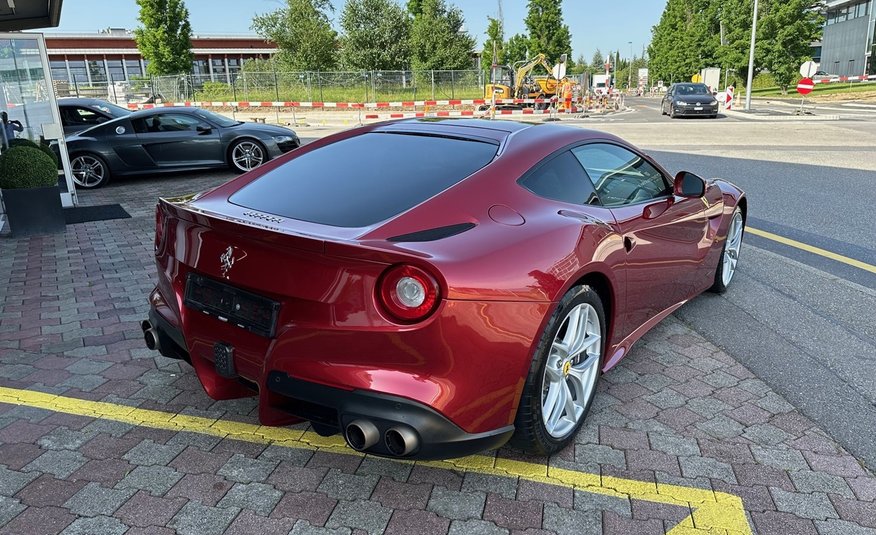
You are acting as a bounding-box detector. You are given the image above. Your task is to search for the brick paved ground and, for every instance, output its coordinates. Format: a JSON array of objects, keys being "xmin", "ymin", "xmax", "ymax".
[{"xmin": 1, "ymin": 170, "xmax": 875, "ymax": 534}]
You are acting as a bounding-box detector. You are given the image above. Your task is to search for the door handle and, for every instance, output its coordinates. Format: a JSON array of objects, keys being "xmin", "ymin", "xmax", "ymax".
[{"xmin": 623, "ymin": 236, "xmax": 636, "ymax": 252}]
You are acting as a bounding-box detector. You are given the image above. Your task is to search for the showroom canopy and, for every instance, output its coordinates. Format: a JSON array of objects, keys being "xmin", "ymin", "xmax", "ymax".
[{"xmin": 0, "ymin": 0, "xmax": 63, "ymax": 32}]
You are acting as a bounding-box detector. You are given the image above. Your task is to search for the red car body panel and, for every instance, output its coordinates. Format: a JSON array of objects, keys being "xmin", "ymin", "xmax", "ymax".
[{"xmin": 148, "ymin": 119, "xmax": 745, "ymax": 457}]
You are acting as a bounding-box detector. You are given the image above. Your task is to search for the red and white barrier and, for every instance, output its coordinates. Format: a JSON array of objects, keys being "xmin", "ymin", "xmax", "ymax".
[
  {"xmin": 125, "ymin": 97, "xmax": 568, "ymax": 110},
  {"xmin": 814, "ymin": 74, "xmax": 876, "ymax": 84},
  {"xmin": 362, "ymin": 107, "xmax": 585, "ymax": 120}
]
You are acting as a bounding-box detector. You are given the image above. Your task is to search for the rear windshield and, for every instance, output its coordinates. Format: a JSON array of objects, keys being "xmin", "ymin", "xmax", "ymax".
[{"xmin": 229, "ymin": 132, "xmax": 498, "ymax": 227}]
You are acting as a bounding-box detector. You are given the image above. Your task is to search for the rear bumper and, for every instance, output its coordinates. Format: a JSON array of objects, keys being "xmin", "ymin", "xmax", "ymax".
[
  {"xmin": 144, "ymin": 303, "xmax": 514, "ymax": 459},
  {"xmin": 144, "ymin": 280, "xmax": 545, "ymax": 459},
  {"xmin": 267, "ymin": 371, "xmax": 514, "ymax": 460}
]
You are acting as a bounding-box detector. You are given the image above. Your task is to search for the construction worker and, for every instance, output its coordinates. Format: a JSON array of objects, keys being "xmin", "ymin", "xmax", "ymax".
[{"xmin": 560, "ymin": 79, "xmax": 572, "ymax": 112}]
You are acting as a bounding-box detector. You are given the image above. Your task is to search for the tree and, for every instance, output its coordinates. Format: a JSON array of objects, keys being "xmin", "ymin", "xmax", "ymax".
[
  {"xmin": 524, "ymin": 0, "xmax": 571, "ymax": 63},
  {"xmin": 715, "ymin": 0, "xmax": 755, "ymax": 82},
  {"xmin": 407, "ymin": 0, "xmax": 423, "ymax": 16},
  {"xmin": 649, "ymin": 0, "xmax": 823, "ymax": 89},
  {"xmin": 648, "ymin": 0, "xmax": 714, "ymax": 83},
  {"xmin": 133, "ymin": 0, "xmax": 193, "ymax": 76},
  {"xmin": 340, "ymin": 0, "xmax": 410, "ymax": 70},
  {"xmin": 590, "ymin": 49, "xmax": 605, "ymax": 72},
  {"xmin": 409, "ymin": 0, "xmax": 476, "ymax": 71},
  {"xmin": 758, "ymin": 0, "xmax": 823, "ymax": 93},
  {"xmin": 252, "ymin": 0, "xmax": 338, "ymax": 71},
  {"xmin": 504, "ymin": 33, "xmax": 529, "ymax": 65},
  {"xmin": 482, "ymin": 16, "xmax": 504, "ymax": 74}
]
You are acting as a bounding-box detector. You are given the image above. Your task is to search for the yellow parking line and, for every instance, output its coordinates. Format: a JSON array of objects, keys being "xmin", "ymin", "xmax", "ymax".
[
  {"xmin": 748, "ymin": 227, "xmax": 876, "ymax": 275},
  {"xmin": 0, "ymin": 386, "xmax": 751, "ymax": 534}
]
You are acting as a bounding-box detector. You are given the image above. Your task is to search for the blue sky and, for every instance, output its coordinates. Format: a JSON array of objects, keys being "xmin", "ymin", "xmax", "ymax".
[{"xmin": 47, "ymin": 0, "xmax": 666, "ymax": 63}]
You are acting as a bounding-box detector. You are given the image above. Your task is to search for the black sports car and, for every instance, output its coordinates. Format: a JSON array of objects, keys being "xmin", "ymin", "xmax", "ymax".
[
  {"xmin": 661, "ymin": 83, "xmax": 720, "ymax": 119},
  {"xmin": 57, "ymin": 98, "xmax": 132, "ymax": 135},
  {"xmin": 65, "ymin": 107, "xmax": 300, "ymax": 188}
]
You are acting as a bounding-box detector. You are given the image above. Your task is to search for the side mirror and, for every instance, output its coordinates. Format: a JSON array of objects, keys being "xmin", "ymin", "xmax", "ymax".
[
  {"xmin": 674, "ymin": 171, "xmax": 706, "ymax": 198},
  {"xmin": 196, "ymin": 125, "xmax": 212, "ymax": 134}
]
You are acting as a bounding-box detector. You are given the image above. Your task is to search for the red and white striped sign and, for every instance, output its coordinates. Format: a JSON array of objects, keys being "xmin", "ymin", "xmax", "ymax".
[{"xmin": 797, "ymin": 77, "xmax": 814, "ymax": 95}]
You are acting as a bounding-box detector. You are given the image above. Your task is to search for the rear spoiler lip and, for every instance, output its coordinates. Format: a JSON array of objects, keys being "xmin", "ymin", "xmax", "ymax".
[{"xmin": 157, "ymin": 197, "xmax": 432, "ymax": 264}]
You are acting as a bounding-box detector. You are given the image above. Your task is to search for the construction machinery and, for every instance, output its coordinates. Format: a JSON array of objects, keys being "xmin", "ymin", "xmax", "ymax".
[{"xmin": 485, "ymin": 53, "xmax": 568, "ymax": 109}]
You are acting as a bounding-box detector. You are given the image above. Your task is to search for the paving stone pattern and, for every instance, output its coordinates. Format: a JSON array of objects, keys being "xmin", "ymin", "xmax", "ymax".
[{"xmin": 1, "ymin": 171, "xmax": 875, "ymax": 534}]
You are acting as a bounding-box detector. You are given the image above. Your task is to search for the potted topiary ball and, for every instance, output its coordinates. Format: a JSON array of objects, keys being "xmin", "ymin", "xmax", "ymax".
[
  {"xmin": 8, "ymin": 138, "xmax": 59, "ymax": 167},
  {"xmin": 0, "ymin": 145, "xmax": 65, "ymax": 237}
]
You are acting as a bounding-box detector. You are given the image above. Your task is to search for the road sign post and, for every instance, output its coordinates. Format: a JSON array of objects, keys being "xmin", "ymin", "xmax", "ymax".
[
  {"xmin": 800, "ymin": 61, "xmax": 818, "ymax": 78},
  {"xmin": 796, "ymin": 77, "xmax": 814, "ymax": 115}
]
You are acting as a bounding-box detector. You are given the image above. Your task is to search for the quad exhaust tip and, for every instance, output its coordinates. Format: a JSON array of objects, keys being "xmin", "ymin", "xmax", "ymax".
[
  {"xmin": 385, "ymin": 426, "xmax": 418, "ymax": 457},
  {"xmin": 345, "ymin": 419, "xmax": 380, "ymax": 451},
  {"xmin": 141, "ymin": 320, "xmax": 159, "ymax": 351}
]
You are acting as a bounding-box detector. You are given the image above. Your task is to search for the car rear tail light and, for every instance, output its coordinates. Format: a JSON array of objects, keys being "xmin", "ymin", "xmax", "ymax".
[{"xmin": 378, "ymin": 265, "xmax": 440, "ymax": 323}]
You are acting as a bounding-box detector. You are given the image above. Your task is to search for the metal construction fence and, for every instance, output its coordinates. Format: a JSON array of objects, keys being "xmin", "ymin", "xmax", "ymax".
[{"xmin": 52, "ymin": 70, "xmax": 486, "ymax": 106}]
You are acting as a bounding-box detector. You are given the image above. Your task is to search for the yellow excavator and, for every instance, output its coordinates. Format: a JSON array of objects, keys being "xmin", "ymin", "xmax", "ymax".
[{"xmin": 485, "ymin": 53, "xmax": 568, "ymax": 109}]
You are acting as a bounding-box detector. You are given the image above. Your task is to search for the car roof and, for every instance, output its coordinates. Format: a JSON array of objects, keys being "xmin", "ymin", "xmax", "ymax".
[
  {"xmin": 127, "ymin": 106, "xmax": 204, "ymax": 118},
  {"xmin": 370, "ymin": 118, "xmax": 535, "ymax": 144},
  {"xmin": 57, "ymin": 97, "xmax": 122, "ymax": 107}
]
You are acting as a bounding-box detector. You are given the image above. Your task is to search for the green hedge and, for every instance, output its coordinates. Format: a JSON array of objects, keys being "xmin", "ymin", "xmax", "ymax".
[
  {"xmin": 8, "ymin": 138, "xmax": 59, "ymax": 167},
  {"xmin": 0, "ymin": 146, "xmax": 58, "ymax": 189},
  {"xmin": 751, "ymin": 72, "xmax": 777, "ymax": 89}
]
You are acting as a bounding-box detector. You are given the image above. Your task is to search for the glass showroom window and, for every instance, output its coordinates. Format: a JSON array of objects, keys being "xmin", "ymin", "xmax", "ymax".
[
  {"xmin": 126, "ymin": 59, "xmax": 143, "ymax": 78},
  {"xmin": 87, "ymin": 60, "xmax": 107, "ymax": 83},
  {"xmin": 106, "ymin": 59, "xmax": 125, "ymax": 82},
  {"xmin": 0, "ymin": 34, "xmax": 77, "ymax": 207}
]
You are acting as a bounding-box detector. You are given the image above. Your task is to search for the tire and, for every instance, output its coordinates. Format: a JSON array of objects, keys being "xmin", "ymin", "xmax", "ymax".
[
  {"xmin": 661, "ymin": 102, "xmax": 667, "ymax": 116},
  {"xmin": 669, "ymin": 106, "xmax": 677, "ymax": 119},
  {"xmin": 70, "ymin": 153, "xmax": 110, "ymax": 189},
  {"xmin": 228, "ymin": 139, "xmax": 267, "ymax": 173},
  {"xmin": 709, "ymin": 207, "xmax": 745, "ymax": 294},
  {"xmin": 510, "ymin": 285, "xmax": 605, "ymax": 455}
]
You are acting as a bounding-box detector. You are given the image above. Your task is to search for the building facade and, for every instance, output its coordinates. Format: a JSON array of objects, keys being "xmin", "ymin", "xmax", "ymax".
[
  {"xmin": 821, "ymin": 0, "xmax": 875, "ymax": 76},
  {"xmin": 44, "ymin": 28, "xmax": 277, "ymax": 86}
]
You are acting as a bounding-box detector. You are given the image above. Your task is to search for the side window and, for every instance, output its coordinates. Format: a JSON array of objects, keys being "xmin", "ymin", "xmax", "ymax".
[
  {"xmin": 60, "ymin": 107, "xmax": 105, "ymax": 126},
  {"xmin": 572, "ymin": 143, "xmax": 670, "ymax": 207},
  {"xmin": 518, "ymin": 150, "xmax": 600, "ymax": 206},
  {"xmin": 139, "ymin": 113, "xmax": 203, "ymax": 133},
  {"xmin": 74, "ymin": 107, "xmax": 107, "ymax": 125}
]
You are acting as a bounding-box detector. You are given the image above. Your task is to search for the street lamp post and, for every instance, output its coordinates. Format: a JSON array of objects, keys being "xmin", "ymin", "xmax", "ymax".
[
  {"xmin": 628, "ymin": 41, "xmax": 633, "ymax": 91},
  {"xmin": 745, "ymin": 0, "xmax": 759, "ymax": 110}
]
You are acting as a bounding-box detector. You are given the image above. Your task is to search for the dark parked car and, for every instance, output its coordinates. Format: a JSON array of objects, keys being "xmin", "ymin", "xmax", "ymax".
[
  {"xmin": 144, "ymin": 118, "xmax": 746, "ymax": 459},
  {"xmin": 65, "ymin": 107, "xmax": 300, "ymax": 188},
  {"xmin": 57, "ymin": 98, "xmax": 132, "ymax": 135},
  {"xmin": 813, "ymin": 70, "xmax": 836, "ymax": 81},
  {"xmin": 661, "ymin": 83, "xmax": 720, "ymax": 118}
]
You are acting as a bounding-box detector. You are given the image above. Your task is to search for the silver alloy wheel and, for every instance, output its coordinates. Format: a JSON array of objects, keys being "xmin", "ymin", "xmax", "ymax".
[
  {"xmin": 722, "ymin": 210, "xmax": 744, "ymax": 286},
  {"xmin": 541, "ymin": 303, "xmax": 602, "ymax": 439},
  {"xmin": 231, "ymin": 141, "xmax": 264, "ymax": 171},
  {"xmin": 71, "ymin": 155, "xmax": 105, "ymax": 188}
]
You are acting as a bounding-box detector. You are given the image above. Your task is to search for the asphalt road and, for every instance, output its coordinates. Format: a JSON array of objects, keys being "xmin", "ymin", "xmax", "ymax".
[{"xmin": 580, "ymin": 100, "xmax": 876, "ymax": 470}]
